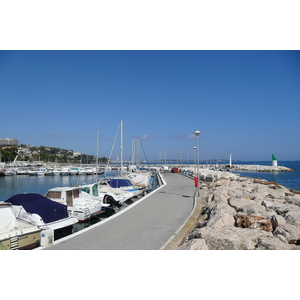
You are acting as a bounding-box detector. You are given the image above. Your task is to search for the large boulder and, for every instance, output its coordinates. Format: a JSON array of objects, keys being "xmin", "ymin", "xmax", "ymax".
[
  {"xmin": 255, "ymin": 236, "xmax": 292, "ymax": 250},
  {"xmin": 191, "ymin": 226, "xmax": 273, "ymax": 250}
]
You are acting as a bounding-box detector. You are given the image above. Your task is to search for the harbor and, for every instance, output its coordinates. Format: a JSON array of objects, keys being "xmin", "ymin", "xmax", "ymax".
[{"xmin": 1, "ymin": 161, "xmax": 300, "ymax": 250}]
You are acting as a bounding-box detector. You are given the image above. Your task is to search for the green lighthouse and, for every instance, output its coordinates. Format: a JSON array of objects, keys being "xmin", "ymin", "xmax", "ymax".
[{"xmin": 272, "ymin": 154, "xmax": 278, "ymax": 166}]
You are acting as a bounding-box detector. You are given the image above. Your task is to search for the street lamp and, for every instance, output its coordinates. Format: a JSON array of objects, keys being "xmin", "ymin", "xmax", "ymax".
[
  {"xmin": 180, "ymin": 152, "xmax": 182, "ymax": 168},
  {"xmin": 194, "ymin": 146, "xmax": 197, "ymax": 175},
  {"xmin": 194, "ymin": 130, "xmax": 201, "ymax": 196}
]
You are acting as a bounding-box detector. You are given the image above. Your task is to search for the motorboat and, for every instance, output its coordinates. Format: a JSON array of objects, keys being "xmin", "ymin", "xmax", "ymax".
[
  {"xmin": 99, "ymin": 178, "xmax": 144, "ymax": 197},
  {"xmin": 85, "ymin": 167, "xmax": 95, "ymax": 175},
  {"xmin": 29, "ymin": 167, "xmax": 46, "ymax": 176},
  {"xmin": 60, "ymin": 167, "xmax": 70, "ymax": 176},
  {"xmin": 0, "ymin": 202, "xmax": 41, "ymax": 250},
  {"xmin": 98, "ymin": 178, "xmax": 136, "ymax": 200},
  {"xmin": 125, "ymin": 172, "xmax": 153, "ymax": 193},
  {"xmin": 45, "ymin": 186, "xmax": 105, "ymax": 221},
  {"xmin": 78, "ymin": 167, "xmax": 87, "ymax": 175},
  {"xmin": 4, "ymin": 193, "xmax": 78, "ymax": 231},
  {"xmin": 80, "ymin": 182, "xmax": 126, "ymax": 207},
  {"xmin": 37, "ymin": 167, "xmax": 46, "ymax": 176},
  {"xmin": 69, "ymin": 167, "xmax": 79, "ymax": 175},
  {"xmin": 4, "ymin": 168, "xmax": 17, "ymax": 176}
]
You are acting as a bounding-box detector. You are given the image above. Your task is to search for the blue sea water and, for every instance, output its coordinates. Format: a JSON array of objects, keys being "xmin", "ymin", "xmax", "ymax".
[{"xmin": 231, "ymin": 161, "xmax": 300, "ymax": 191}]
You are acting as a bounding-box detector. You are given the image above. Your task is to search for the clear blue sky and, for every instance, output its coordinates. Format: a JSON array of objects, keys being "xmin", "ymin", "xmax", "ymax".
[{"xmin": 1, "ymin": 50, "xmax": 299, "ymax": 162}]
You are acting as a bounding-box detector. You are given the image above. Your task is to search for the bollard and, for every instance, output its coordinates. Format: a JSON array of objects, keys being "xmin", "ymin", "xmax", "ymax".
[{"xmin": 194, "ymin": 177, "xmax": 199, "ymax": 187}]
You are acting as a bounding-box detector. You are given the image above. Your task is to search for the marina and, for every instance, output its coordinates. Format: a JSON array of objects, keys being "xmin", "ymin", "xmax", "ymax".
[
  {"xmin": 1, "ymin": 161, "xmax": 299, "ymax": 250},
  {"xmin": 0, "ymin": 167, "xmax": 160, "ymax": 249}
]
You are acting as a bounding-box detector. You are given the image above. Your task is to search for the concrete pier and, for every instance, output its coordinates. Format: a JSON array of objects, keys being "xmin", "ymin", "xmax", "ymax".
[{"xmin": 45, "ymin": 172, "xmax": 197, "ymax": 250}]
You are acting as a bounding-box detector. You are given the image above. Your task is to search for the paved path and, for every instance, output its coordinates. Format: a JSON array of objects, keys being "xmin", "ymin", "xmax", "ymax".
[{"xmin": 45, "ymin": 173, "xmax": 195, "ymax": 250}]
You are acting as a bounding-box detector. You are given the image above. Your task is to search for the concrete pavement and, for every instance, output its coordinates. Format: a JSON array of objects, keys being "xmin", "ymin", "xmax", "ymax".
[{"xmin": 45, "ymin": 172, "xmax": 196, "ymax": 250}]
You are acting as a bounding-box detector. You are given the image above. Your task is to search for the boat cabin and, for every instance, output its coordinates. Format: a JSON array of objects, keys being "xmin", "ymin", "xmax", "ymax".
[{"xmin": 45, "ymin": 187, "xmax": 81, "ymax": 207}]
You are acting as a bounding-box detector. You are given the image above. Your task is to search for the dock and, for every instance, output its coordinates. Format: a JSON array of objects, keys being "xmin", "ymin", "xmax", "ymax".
[{"xmin": 44, "ymin": 172, "xmax": 202, "ymax": 250}]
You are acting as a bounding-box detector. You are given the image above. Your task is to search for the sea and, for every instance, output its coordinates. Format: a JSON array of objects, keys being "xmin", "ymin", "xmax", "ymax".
[{"xmin": 230, "ymin": 161, "xmax": 300, "ymax": 192}]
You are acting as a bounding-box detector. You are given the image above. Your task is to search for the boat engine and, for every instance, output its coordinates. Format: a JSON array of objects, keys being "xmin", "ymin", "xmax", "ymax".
[{"xmin": 103, "ymin": 194, "xmax": 122, "ymax": 208}]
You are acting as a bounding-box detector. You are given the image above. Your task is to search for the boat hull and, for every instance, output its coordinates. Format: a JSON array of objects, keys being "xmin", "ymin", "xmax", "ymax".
[{"xmin": 0, "ymin": 230, "xmax": 41, "ymax": 250}]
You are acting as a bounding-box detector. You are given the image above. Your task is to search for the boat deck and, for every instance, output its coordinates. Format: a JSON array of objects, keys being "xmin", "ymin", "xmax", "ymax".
[{"xmin": 45, "ymin": 173, "xmax": 196, "ymax": 250}]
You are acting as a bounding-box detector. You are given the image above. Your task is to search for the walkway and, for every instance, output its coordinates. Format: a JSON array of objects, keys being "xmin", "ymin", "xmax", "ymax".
[{"xmin": 45, "ymin": 172, "xmax": 196, "ymax": 250}]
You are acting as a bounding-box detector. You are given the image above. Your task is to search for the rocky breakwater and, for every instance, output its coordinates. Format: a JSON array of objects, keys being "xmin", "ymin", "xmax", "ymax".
[
  {"xmin": 179, "ymin": 173, "xmax": 300, "ymax": 250},
  {"xmin": 233, "ymin": 164, "xmax": 294, "ymax": 172}
]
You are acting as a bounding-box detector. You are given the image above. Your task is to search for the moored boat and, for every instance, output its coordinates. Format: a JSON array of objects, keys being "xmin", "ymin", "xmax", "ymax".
[
  {"xmin": 4, "ymin": 193, "xmax": 78, "ymax": 231},
  {"xmin": 60, "ymin": 167, "xmax": 70, "ymax": 176},
  {"xmin": 0, "ymin": 202, "xmax": 41, "ymax": 250},
  {"xmin": 78, "ymin": 167, "xmax": 87, "ymax": 175},
  {"xmin": 80, "ymin": 182, "xmax": 125, "ymax": 207},
  {"xmin": 69, "ymin": 167, "xmax": 79, "ymax": 175},
  {"xmin": 125, "ymin": 171, "xmax": 153, "ymax": 193},
  {"xmin": 4, "ymin": 168, "xmax": 17, "ymax": 176},
  {"xmin": 99, "ymin": 178, "xmax": 144, "ymax": 197},
  {"xmin": 45, "ymin": 186, "xmax": 104, "ymax": 221},
  {"xmin": 98, "ymin": 178, "xmax": 136, "ymax": 200}
]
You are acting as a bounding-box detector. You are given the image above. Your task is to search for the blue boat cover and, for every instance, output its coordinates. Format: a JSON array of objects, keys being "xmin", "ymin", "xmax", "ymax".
[
  {"xmin": 5, "ymin": 193, "xmax": 69, "ymax": 223},
  {"xmin": 108, "ymin": 179, "xmax": 134, "ymax": 188}
]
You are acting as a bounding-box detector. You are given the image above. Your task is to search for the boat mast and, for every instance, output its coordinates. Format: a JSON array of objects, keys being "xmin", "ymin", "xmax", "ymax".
[
  {"xmin": 120, "ymin": 118, "xmax": 123, "ymax": 176},
  {"xmin": 96, "ymin": 127, "xmax": 99, "ymax": 177}
]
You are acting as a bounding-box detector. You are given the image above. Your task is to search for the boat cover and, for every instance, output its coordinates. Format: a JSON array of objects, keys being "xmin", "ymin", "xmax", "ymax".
[
  {"xmin": 107, "ymin": 179, "xmax": 134, "ymax": 188},
  {"xmin": 5, "ymin": 193, "xmax": 69, "ymax": 223}
]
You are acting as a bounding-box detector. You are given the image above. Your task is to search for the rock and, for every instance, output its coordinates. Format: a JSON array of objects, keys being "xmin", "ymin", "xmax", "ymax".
[
  {"xmin": 229, "ymin": 198, "xmax": 264, "ymax": 216},
  {"xmin": 235, "ymin": 215, "xmax": 273, "ymax": 231},
  {"xmin": 273, "ymin": 223, "xmax": 300, "ymax": 244},
  {"xmin": 178, "ymin": 169, "xmax": 300, "ymax": 250},
  {"xmin": 179, "ymin": 238, "xmax": 209, "ymax": 250},
  {"xmin": 193, "ymin": 226, "xmax": 273, "ymax": 250},
  {"xmin": 255, "ymin": 236, "xmax": 292, "ymax": 250},
  {"xmin": 285, "ymin": 211, "xmax": 300, "ymax": 228},
  {"xmin": 207, "ymin": 211, "xmax": 236, "ymax": 228}
]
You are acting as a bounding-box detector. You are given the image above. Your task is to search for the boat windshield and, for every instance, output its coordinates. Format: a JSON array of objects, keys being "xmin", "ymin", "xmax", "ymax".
[{"xmin": 46, "ymin": 191, "xmax": 62, "ymax": 199}]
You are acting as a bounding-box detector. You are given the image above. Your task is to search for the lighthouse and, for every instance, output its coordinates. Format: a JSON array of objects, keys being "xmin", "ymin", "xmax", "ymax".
[{"xmin": 272, "ymin": 154, "xmax": 278, "ymax": 167}]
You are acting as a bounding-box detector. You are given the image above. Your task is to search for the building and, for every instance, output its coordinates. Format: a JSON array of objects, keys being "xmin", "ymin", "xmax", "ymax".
[{"xmin": 0, "ymin": 138, "xmax": 18, "ymax": 147}]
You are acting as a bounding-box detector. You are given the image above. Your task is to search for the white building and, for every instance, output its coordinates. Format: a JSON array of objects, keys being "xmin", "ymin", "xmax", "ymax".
[{"xmin": 0, "ymin": 138, "xmax": 18, "ymax": 146}]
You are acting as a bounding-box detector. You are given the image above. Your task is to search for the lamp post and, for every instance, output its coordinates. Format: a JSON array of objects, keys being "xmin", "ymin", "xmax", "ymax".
[
  {"xmin": 194, "ymin": 130, "xmax": 201, "ymax": 196},
  {"xmin": 180, "ymin": 152, "xmax": 182, "ymax": 168},
  {"xmin": 194, "ymin": 146, "xmax": 197, "ymax": 175}
]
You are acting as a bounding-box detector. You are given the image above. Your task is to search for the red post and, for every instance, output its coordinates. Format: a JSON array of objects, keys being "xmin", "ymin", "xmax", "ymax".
[{"xmin": 194, "ymin": 177, "xmax": 198, "ymax": 187}]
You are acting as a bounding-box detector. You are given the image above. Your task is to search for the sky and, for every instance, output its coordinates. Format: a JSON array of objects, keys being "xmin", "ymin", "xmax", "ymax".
[{"xmin": 1, "ymin": 50, "xmax": 299, "ymax": 162}]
